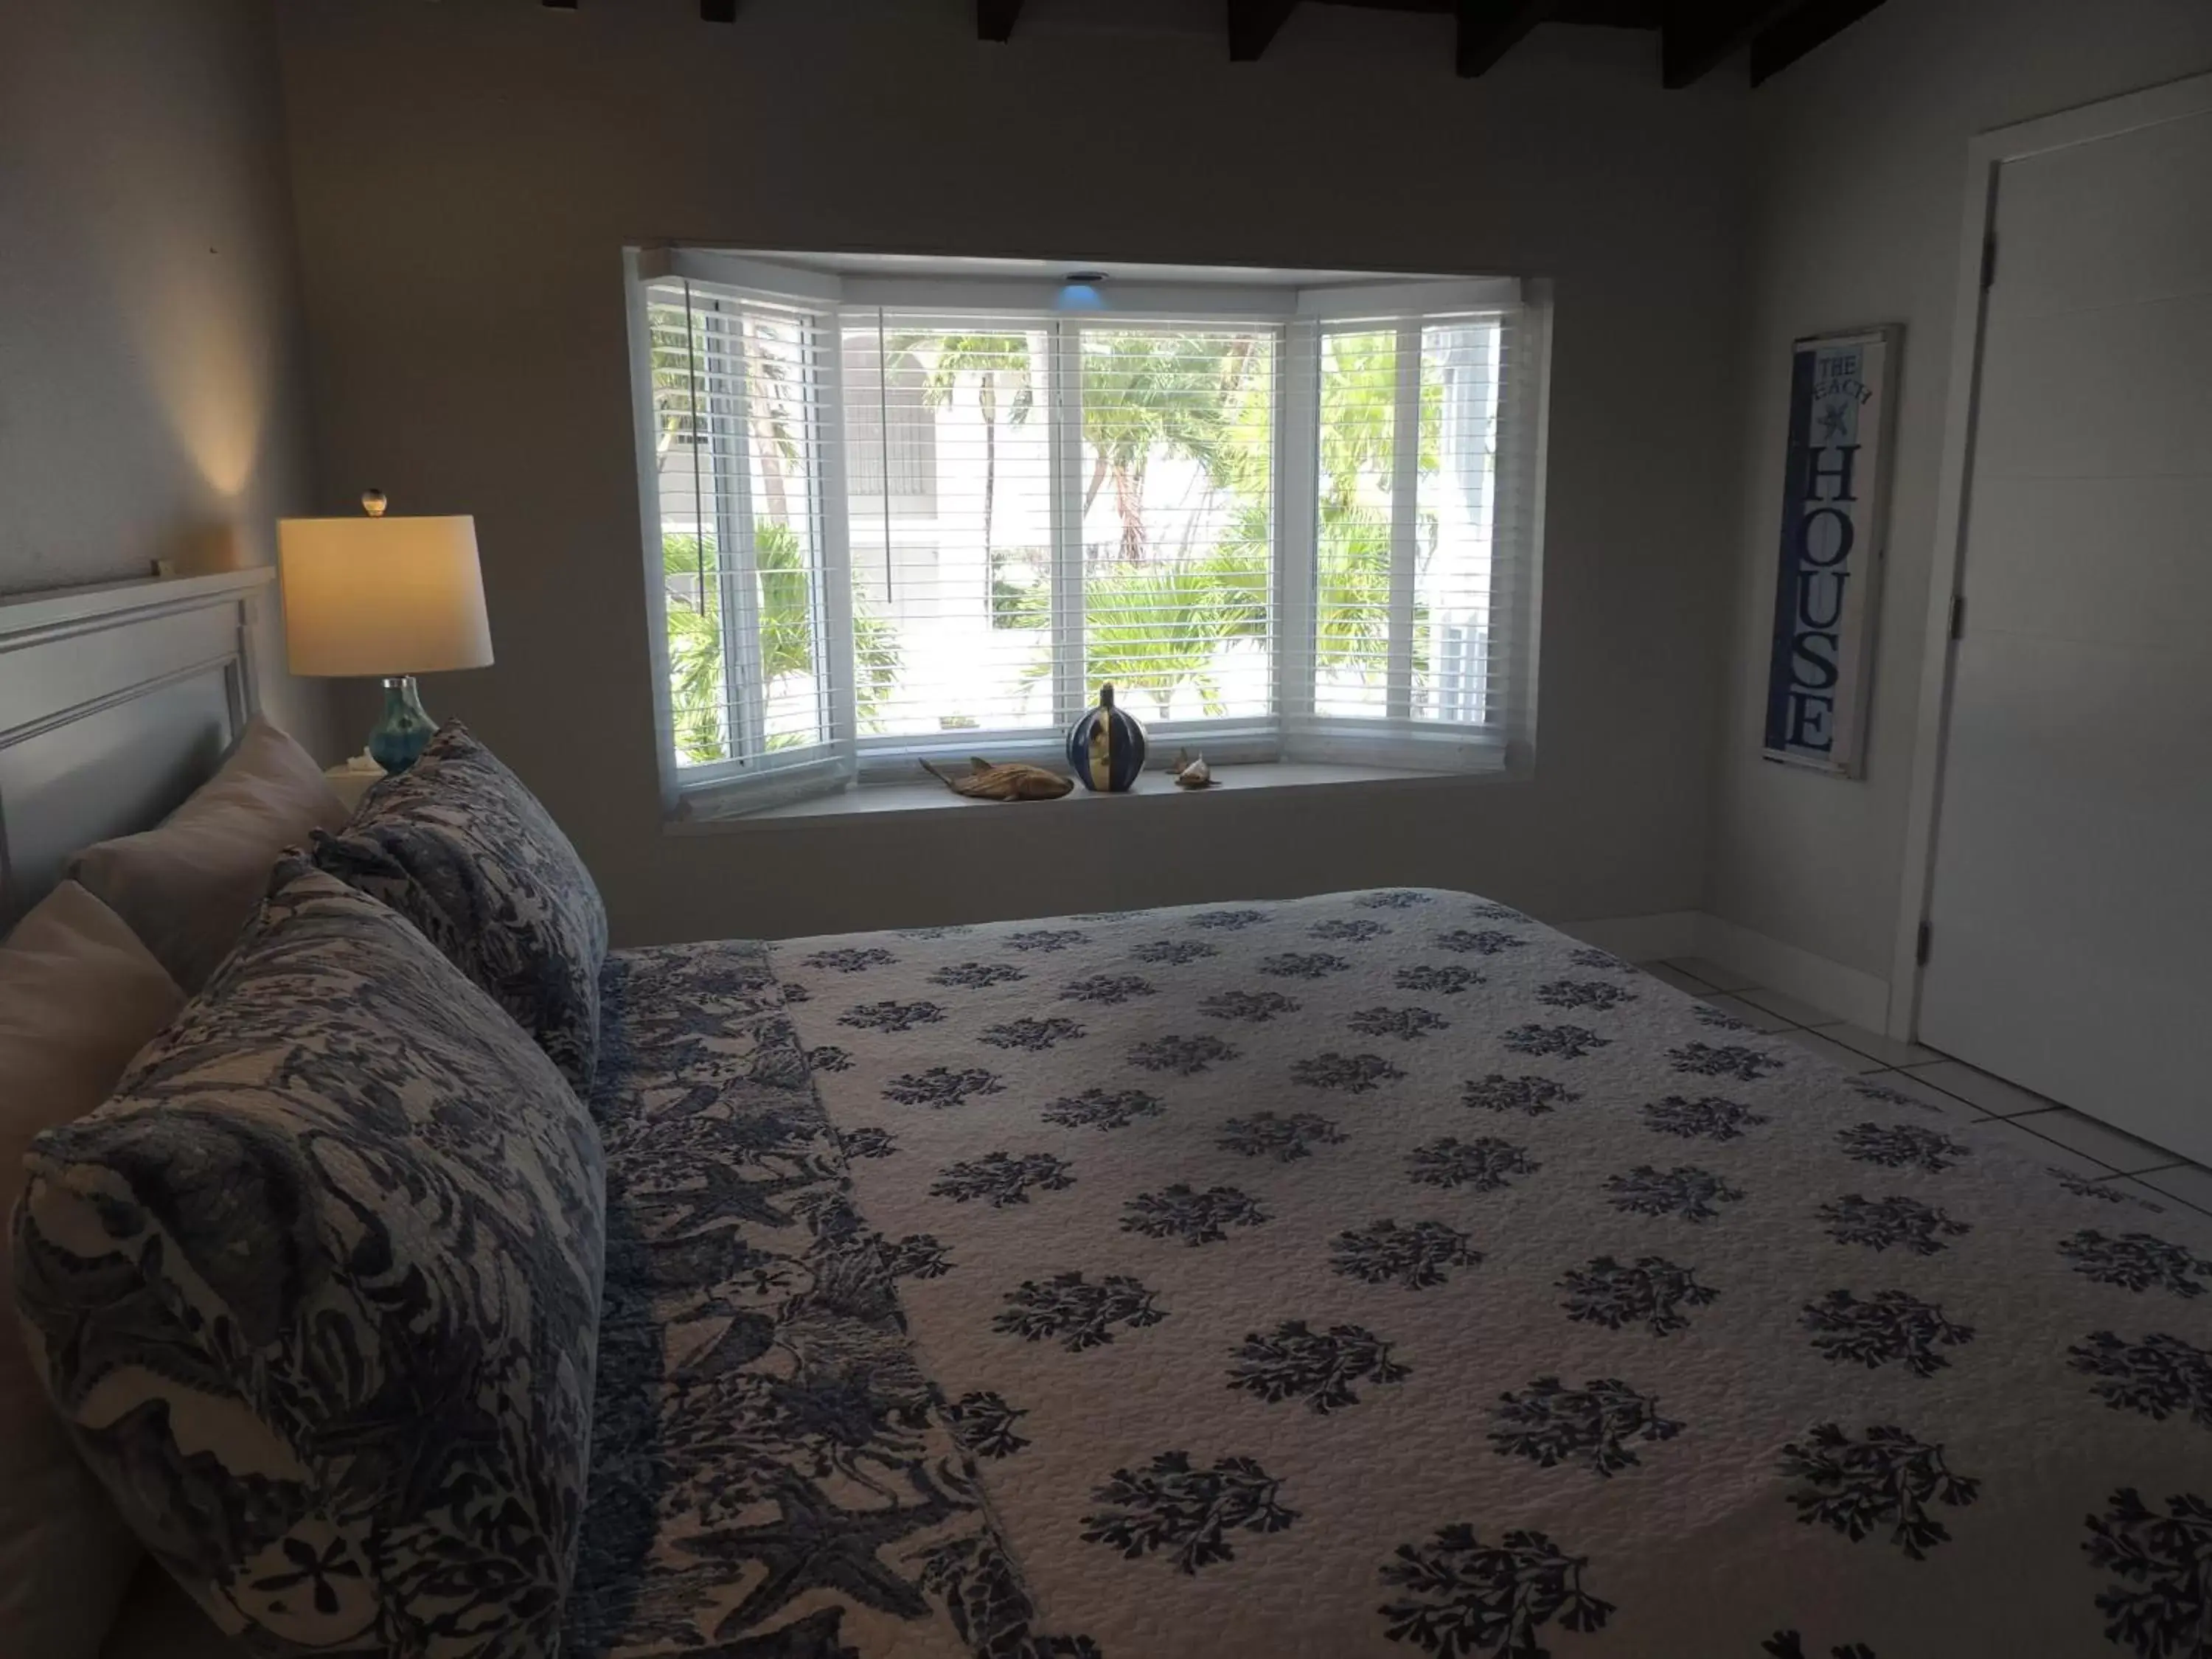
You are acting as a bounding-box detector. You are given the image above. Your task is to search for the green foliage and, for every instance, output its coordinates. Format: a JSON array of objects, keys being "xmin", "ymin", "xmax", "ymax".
[
  {"xmin": 663, "ymin": 527, "xmax": 901, "ymax": 765},
  {"xmin": 990, "ymin": 547, "xmax": 1048, "ymax": 632},
  {"xmin": 1197, "ymin": 528, "xmax": 1270, "ymax": 644},
  {"xmin": 1082, "ymin": 562, "xmax": 1237, "ymax": 720},
  {"xmin": 751, "ymin": 523, "xmax": 815, "ymax": 681},
  {"xmin": 648, "ymin": 300, "xmax": 808, "ymax": 475},
  {"xmin": 1312, "ymin": 333, "xmax": 1398, "ymax": 681},
  {"xmin": 1083, "ymin": 333, "xmax": 1262, "ymax": 561},
  {"xmin": 663, "ymin": 532, "xmax": 727, "ymax": 764},
  {"xmin": 1316, "ymin": 505, "xmax": 1395, "ymax": 673},
  {"xmin": 905, "ymin": 333, "xmax": 1034, "ymax": 428},
  {"xmin": 1310, "ymin": 330, "xmax": 1444, "ymax": 682},
  {"xmin": 912, "ymin": 324, "xmax": 1441, "ymax": 713},
  {"xmin": 1083, "ymin": 333, "xmax": 1239, "ymax": 478},
  {"xmin": 647, "ymin": 302, "xmax": 703, "ymax": 447},
  {"xmin": 895, "ymin": 332, "xmax": 1034, "ymax": 563},
  {"xmin": 852, "ymin": 613, "xmax": 900, "ymax": 734}
]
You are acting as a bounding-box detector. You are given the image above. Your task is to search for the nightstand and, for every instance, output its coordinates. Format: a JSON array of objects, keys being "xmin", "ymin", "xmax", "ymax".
[{"xmin": 324, "ymin": 761, "xmax": 385, "ymax": 816}]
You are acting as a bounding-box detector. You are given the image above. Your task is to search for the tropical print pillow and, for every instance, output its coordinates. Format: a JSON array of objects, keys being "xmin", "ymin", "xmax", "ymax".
[
  {"xmin": 313, "ymin": 721, "xmax": 608, "ymax": 1091},
  {"xmin": 11, "ymin": 859, "xmax": 605, "ymax": 1659}
]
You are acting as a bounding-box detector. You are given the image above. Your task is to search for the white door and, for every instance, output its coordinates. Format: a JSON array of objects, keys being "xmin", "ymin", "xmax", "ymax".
[{"xmin": 1920, "ymin": 98, "xmax": 2212, "ymax": 1162}]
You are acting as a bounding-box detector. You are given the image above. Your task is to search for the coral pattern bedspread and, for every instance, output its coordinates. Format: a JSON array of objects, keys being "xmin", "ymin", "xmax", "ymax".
[{"xmin": 571, "ymin": 890, "xmax": 2212, "ymax": 1659}]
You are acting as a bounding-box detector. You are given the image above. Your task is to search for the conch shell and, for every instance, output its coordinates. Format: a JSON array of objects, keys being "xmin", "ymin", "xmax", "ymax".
[
  {"xmin": 921, "ymin": 757, "xmax": 1075, "ymax": 801},
  {"xmin": 1172, "ymin": 751, "xmax": 1214, "ymax": 788}
]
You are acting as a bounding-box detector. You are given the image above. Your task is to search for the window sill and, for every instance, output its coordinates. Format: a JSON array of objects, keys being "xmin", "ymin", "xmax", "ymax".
[{"xmin": 667, "ymin": 757, "xmax": 1516, "ymax": 833}]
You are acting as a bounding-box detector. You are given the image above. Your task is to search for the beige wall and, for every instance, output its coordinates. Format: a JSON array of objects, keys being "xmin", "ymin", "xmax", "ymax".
[
  {"xmin": 1706, "ymin": 0, "xmax": 2212, "ymax": 982},
  {"xmin": 0, "ymin": 0, "xmax": 338, "ymax": 755},
  {"xmin": 275, "ymin": 0, "xmax": 1747, "ymax": 945},
  {"xmin": 17, "ymin": 0, "xmax": 2205, "ymax": 970}
]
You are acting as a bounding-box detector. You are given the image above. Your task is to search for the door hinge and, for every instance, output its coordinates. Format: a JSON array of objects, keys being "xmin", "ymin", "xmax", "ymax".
[
  {"xmin": 1980, "ymin": 234, "xmax": 1998, "ymax": 290},
  {"xmin": 1916, "ymin": 921, "xmax": 1932, "ymax": 966},
  {"xmin": 1949, "ymin": 592, "xmax": 1966, "ymax": 641}
]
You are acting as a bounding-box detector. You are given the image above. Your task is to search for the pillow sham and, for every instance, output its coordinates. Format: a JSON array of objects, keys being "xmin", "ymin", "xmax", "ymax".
[
  {"xmin": 311, "ymin": 722, "xmax": 607, "ymax": 1091},
  {"xmin": 0, "ymin": 882, "xmax": 185, "ymax": 1659},
  {"xmin": 12, "ymin": 859, "xmax": 605, "ymax": 1659},
  {"xmin": 70, "ymin": 715, "xmax": 348, "ymax": 993}
]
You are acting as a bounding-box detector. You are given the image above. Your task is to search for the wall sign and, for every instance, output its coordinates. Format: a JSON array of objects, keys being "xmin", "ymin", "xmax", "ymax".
[{"xmin": 1763, "ymin": 326, "xmax": 1897, "ymax": 776}]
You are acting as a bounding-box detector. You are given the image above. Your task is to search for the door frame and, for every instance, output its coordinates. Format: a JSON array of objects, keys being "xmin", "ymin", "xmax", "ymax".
[{"xmin": 1886, "ymin": 68, "xmax": 2212, "ymax": 1040}]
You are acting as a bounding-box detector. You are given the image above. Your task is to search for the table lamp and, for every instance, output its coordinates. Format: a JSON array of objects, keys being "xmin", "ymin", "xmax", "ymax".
[{"xmin": 279, "ymin": 492, "xmax": 494, "ymax": 773}]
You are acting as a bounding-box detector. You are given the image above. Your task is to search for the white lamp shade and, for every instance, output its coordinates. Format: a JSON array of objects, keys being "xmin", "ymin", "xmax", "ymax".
[{"xmin": 279, "ymin": 515, "xmax": 494, "ymax": 677}]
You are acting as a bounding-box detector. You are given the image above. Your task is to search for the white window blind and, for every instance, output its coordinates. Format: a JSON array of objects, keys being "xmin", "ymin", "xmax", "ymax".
[
  {"xmin": 629, "ymin": 254, "xmax": 1547, "ymax": 813},
  {"xmin": 843, "ymin": 316, "xmax": 1060, "ymax": 751},
  {"xmin": 645, "ymin": 278, "xmax": 855, "ymax": 802},
  {"xmin": 1290, "ymin": 310, "xmax": 1534, "ymax": 767},
  {"xmin": 1076, "ymin": 325, "xmax": 1276, "ymax": 738},
  {"xmin": 841, "ymin": 343, "xmax": 937, "ymax": 508},
  {"xmin": 835, "ymin": 316, "xmax": 1279, "ymax": 768}
]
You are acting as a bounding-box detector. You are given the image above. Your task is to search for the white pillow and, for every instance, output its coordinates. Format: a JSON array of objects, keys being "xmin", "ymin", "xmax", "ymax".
[
  {"xmin": 70, "ymin": 716, "xmax": 347, "ymax": 993},
  {"xmin": 0, "ymin": 881, "xmax": 185, "ymax": 1658}
]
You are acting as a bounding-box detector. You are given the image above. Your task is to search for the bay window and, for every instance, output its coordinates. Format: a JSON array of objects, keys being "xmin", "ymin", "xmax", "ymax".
[{"xmin": 626, "ymin": 251, "xmax": 1549, "ymax": 815}]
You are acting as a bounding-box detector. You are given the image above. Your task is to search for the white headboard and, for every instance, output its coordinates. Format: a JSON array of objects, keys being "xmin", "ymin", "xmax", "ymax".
[{"xmin": 0, "ymin": 568, "xmax": 268, "ymax": 930}]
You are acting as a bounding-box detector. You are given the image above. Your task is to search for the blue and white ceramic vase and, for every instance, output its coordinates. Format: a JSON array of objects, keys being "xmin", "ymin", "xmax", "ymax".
[{"xmin": 1065, "ymin": 683, "xmax": 1147, "ymax": 792}]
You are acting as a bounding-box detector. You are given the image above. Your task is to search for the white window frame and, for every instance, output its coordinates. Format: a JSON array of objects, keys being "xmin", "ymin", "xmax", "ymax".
[
  {"xmin": 1282, "ymin": 305, "xmax": 1548, "ymax": 773},
  {"xmin": 626, "ymin": 249, "xmax": 1549, "ymax": 818}
]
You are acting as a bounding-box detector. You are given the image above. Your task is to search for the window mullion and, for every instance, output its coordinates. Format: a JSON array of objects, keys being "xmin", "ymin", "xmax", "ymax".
[
  {"xmin": 849, "ymin": 307, "xmax": 897, "ymax": 694},
  {"xmin": 718, "ymin": 313, "xmax": 768, "ymax": 765},
  {"xmin": 814, "ymin": 312, "xmax": 857, "ymax": 764},
  {"xmin": 676, "ymin": 282, "xmax": 713, "ymax": 764},
  {"xmin": 1048, "ymin": 320, "xmax": 1086, "ymax": 723},
  {"xmin": 1387, "ymin": 321, "xmax": 1421, "ymax": 721},
  {"xmin": 1493, "ymin": 306, "xmax": 1538, "ymax": 746},
  {"xmin": 1279, "ymin": 321, "xmax": 1319, "ymax": 738}
]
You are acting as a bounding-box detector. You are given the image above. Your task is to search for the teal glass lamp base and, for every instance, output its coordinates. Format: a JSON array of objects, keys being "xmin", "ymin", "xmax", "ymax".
[{"xmin": 369, "ymin": 676, "xmax": 437, "ymax": 774}]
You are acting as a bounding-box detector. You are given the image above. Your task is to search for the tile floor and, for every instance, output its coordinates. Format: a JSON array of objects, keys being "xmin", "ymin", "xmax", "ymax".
[{"xmin": 1641, "ymin": 956, "xmax": 2212, "ymax": 1216}]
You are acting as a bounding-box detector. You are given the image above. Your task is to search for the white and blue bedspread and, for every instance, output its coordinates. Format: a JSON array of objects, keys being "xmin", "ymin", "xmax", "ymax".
[{"xmin": 568, "ymin": 889, "xmax": 2212, "ymax": 1658}]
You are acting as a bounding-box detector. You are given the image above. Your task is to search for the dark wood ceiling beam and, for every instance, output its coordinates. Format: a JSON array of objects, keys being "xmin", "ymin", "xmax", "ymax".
[
  {"xmin": 1455, "ymin": 0, "xmax": 1556, "ymax": 77},
  {"xmin": 1747, "ymin": 0, "xmax": 1885, "ymax": 83},
  {"xmin": 940, "ymin": 0, "xmax": 1879, "ymax": 83},
  {"xmin": 543, "ymin": 1, "xmax": 743, "ymax": 18},
  {"xmin": 1228, "ymin": 0, "xmax": 1301, "ymax": 60},
  {"xmin": 1660, "ymin": 0, "xmax": 1790, "ymax": 87}
]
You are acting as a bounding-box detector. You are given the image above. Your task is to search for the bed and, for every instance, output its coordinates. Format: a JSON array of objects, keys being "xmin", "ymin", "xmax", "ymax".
[
  {"xmin": 9, "ymin": 579, "xmax": 2212, "ymax": 1659},
  {"xmin": 564, "ymin": 894, "xmax": 2212, "ymax": 1659}
]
